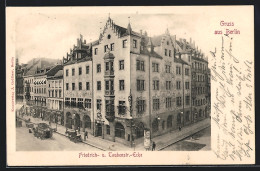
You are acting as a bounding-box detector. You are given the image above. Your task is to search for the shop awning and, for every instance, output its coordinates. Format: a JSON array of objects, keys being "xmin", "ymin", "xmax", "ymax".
[{"xmin": 16, "ymin": 104, "xmax": 24, "ymax": 111}]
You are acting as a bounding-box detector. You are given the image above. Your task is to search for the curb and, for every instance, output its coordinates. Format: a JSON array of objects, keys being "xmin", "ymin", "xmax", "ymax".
[
  {"xmin": 157, "ymin": 124, "xmax": 210, "ymax": 151},
  {"xmin": 53, "ymin": 131, "xmax": 106, "ymax": 151}
]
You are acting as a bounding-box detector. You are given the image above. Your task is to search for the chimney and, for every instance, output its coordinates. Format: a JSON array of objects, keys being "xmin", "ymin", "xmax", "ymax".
[
  {"xmin": 144, "ymin": 31, "xmax": 148, "ymax": 36},
  {"xmin": 190, "ymin": 37, "xmax": 192, "ymax": 44},
  {"xmin": 173, "ymin": 35, "xmax": 176, "ymax": 47},
  {"xmin": 179, "ymin": 38, "xmax": 182, "ymax": 43},
  {"xmin": 84, "ymin": 40, "xmax": 86, "ymax": 44},
  {"xmin": 193, "ymin": 40, "xmax": 195, "ymax": 49},
  {"xmin": 140, "ymin": 30, "xmax": 143, "ymax": 36}
]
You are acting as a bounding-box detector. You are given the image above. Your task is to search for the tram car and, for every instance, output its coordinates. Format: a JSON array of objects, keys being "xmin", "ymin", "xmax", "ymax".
[{"xmin": 33, "ymin": 123, "xmax": 53, "ymax": 140}]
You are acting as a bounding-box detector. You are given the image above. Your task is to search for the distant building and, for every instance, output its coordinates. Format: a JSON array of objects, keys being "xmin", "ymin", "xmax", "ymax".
[{"xmin": 47, "ymin": 68, "xmax": 64, "ymax": 125}]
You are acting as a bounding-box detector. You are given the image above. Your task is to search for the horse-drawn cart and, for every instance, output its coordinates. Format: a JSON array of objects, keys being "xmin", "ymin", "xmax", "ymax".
[{"xmin": 65, "ymin": 129, "xmax": 82, "ymax": 143}]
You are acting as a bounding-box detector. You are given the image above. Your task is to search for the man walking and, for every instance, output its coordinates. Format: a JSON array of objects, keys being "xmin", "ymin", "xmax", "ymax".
[
  {"xmin": 84, "ymin": 130, "xmax": 88, "ymax": 141},
  {"xmin": 152, "ymin": 141, "xmax": 156, "ymax": 151}
]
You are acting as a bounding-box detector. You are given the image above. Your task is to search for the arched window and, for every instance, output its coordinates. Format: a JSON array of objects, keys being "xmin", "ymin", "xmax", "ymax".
[
  {"xmin": 185, "ymin": 111, "xmax": 190, "ymax": 122},
  {"xmin": 136, "ymin": 122, "xmax": 144, "ymax": 138},
  {"xmin": 162, "ymin": 120, "xmax": 165, "ymax": 130},
  {"xmin": 167, "ymin": 115, "xmax": 173, "ymax": 128},
  {"xmin": 152, "ymin": 119, "xmax": 159, "ymax": 133},
  {"xmin": 177, "ymin": 113, "xmax": 181, "ymax": 124},
  {"xmin": 199, "ymin": 109, "xmax": 202, "ymax": 117},
  {"xmin": 115, "ymin": 122, "xmax": 125, "ymax": 139},
  {"xmin": 84, "ymin": 115, "xmax": 91, "ymax": 129}
]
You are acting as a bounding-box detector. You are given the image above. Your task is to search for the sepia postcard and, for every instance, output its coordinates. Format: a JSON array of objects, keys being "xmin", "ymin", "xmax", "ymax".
[{"xmin": 6, "ymin": 6, "xmax": 254, "ymax": 166}]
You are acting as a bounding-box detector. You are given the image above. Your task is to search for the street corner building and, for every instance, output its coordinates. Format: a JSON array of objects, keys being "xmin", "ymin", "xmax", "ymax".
[{"xmin": 17, "ymin": 16, "xmax": 211, "ymax": 147}]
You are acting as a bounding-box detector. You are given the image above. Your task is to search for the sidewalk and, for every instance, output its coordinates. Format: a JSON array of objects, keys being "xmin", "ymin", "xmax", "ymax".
[{"xmin": 18, "ymin": 115, "xmax": 210, "ymax": 151}]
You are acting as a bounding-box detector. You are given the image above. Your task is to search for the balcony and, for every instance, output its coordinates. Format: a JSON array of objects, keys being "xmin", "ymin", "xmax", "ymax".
[
  {"xmin": 105, "ymin": 90, "xmax": 115, "ymax": 96},
  {"xmin": 105, "ymin": 111, "xmax": 115, "ymax": 122},
  {"xmin": 104, "ymin": 70, "xmax": 114, "ymax": 76}
]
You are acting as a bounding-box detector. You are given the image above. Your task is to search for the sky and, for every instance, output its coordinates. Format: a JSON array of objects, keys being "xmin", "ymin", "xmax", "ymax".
[{"xmin": 7, "ymin": 6, "xmax": 252, "ymax": 65}]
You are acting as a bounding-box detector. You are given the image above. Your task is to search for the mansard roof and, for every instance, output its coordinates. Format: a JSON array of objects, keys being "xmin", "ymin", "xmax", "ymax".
[{"xmin": 174, "ymin": 57, "xmax": 189, "ymax": 65}]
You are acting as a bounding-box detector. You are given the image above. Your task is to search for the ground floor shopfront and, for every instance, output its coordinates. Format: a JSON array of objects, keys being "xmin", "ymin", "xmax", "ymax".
[{"xmin": 63, "ymin": 106, "xmax": 208, "ymax": 147}]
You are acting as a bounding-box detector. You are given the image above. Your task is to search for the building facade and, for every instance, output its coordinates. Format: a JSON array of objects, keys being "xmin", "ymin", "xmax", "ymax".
[
  {"xmin": 61, "ymin": 17, "xmax": 208, "ymax": 146},
  {"xmin": 47, "ymin": 69, "xmax": 64, "ymax": 125}
]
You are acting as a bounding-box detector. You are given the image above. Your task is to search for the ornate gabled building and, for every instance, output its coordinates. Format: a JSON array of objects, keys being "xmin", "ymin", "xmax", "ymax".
[{"xmin": 62, "ymin": 17, "xmax": 210, "ymax": 146}]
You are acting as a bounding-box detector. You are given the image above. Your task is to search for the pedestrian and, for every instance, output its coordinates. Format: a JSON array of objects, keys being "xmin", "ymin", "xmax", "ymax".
[
  {"xmin": 152, "ymin": 141, "xmax": 156, "ymax": 151},
  {"xmin": 78, "ymin": 127, "xmax": 80, "ymax": 133},
  {"xmin": 85, "ymin": 130, "xmax": 88, "ymax": 139},
  {"xmin": 179, "ymin": 126, "xmax": 181, "ymax": 131}
]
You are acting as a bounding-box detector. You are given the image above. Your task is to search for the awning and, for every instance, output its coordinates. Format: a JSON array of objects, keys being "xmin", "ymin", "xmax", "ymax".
[{"xmin": 16, "ymin": 104, "xmax": 24, "ymax": 111}]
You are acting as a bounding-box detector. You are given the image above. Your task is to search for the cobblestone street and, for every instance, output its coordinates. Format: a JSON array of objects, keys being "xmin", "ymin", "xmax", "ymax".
[{"xmin": 16, "ymin": 126, "xmax": 101, "ymax": 151}]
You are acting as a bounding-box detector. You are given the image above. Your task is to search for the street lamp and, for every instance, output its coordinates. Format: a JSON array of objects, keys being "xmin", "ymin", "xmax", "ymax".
[{"xmin": 181, "ymin": 111, "xmax": 184, "ymax": 127}]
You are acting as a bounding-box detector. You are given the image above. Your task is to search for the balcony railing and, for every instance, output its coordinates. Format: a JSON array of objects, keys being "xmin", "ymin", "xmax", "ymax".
[{"xmin": 105, "ymin": 90, "xmax": 115, "ymax": 96}]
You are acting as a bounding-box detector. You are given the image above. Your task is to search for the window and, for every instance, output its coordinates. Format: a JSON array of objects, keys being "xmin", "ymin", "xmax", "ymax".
[
  {"xmin": 176, "ymin": 97, "xmax": 182, "ymax": 106},
  {"xmin": 133, "ymin": 39, "xmax": 137, "ymax": 48},
  {"xmin": 137, "ymin": 60, "xmax": 144, "ymax": 71},
  {"xmin": 118, "ymin": 101, "xmax": 126, "ymax": 115},
  {"xmin": 106, "ymin": 62, "xmax": 109, "ymax": 71},
  {"xmin": 152, "ymin": 63, "xmax": 159, "ymax": 72},
  {"xmin": 65, "ymin": 98, "xmax": 70, "ymax": 106},
  {"xmin": 176, "ymin": 66, "xmax": 181, "ymax": 75},
  {"xmin": 66, "ymin": 69, "xmax": 69, "ymax": 76},
  {"xmin": 153, "ymin": 80, "xmax": 159, "ymax": 90},
  {"xmin": 72, "ymin": 83, "xmax": 75, "ymax": 90},
  {"xmin": 185, "ymin": 68, "xmax": 189, "ymax": 76},
  {"xmin": 97, "ymin": 64, "xmax": 101, "ymax": 73},
  {"xmin": 119, "ymin": 60, "xmax": 124, "ymax": 70},
  {"xmin": 59, "ymin": 90, "xmax": 61, "ymax": 97},
  {"xmin": 79, "ymin": 67, "xmax": 82, "ymax": 75},
  {"xmin": 176, "ymin": 81, "xmax": 181, "ymax": 90},
  {"xmin": 119, "ymin": 80, "xmax": 125, "ymax": 90},
  {"xmin": 185, "ymin": 96, "xmax": 190, "ymax": 105},
  {"xmin": 97, "ymin": 99, "xmax": 102, "ymax": 110},
  {"xmin": 97, "ymin": 81, "xmax": 101, "ymax": 90},
  {"xmin": 185, "ymin": 81, "xmax": 190, "ymax": 89},
  {"xmin": 85, "ymin": 99, "xmax": 91, "ymax": 109},
  {"xmin": 72, "ymin": 68, "xmax": 75, "ymax": 76},
  {"xmin": 55, "ymin": 90, "xmax": 57, "ymax": 97},
  {"xmin": 166, "ymin": 81, "xmax": 171, "ymax": 90},
  {"xmin": 137, "ymin": 99, "xmax": 145, "ymax": 113},
  {"xmin": 71, "ymin": 98, "xmax": 76, "ymax": 107},
  {"xmin": 104, "ymin": 45, "xmax": 109, "ymax": 52},
  {"xmin": 107, "ymin": 34, "xmax": 111, "ymax": 39},
  {"xmin": 165, "ymin": 49, "xmax": 167, "ymax": 56},
  {"xmin": 105, "ymin": 80, "xmax": 109, "ymax": 90},
  {"xmin": 166, "ymin": 97, "xmax": 172, "ymax": 108},
  {"xmin": 140, "ymin": 61, "xmax": 145, "ymax": 71},
  {"xmin": 86, "ymin": 82, "xmax": 90, "ymax": 90},
  {"xmin": 110, "ymin": 43, "xmax": 114, "ymax": 51},
  {"xmin": 79, "ymin": 82, "xmax": 82, "ymax": 90},
  {"xmin": 165, "ymin": 65, "xmax": 171, "ymax": 73},
  {"xmin": 136, "ymin": 60, "xmax": 140, "ymax": 70},
  {"xmin": 106, "ymin": 125, "xmax": 110, "ymax": 135},
  {"xmin": 86, "ymin": 66, "xmax": 89, "ymax": 74},
  {"xmin": 137, "ymin": 80, "xmax": 145, "ymax": 91},
  {"xmin": 78, "ymin": 98, "xmax": 83, "ymax": 108},
  {"xmin": 169, "ymin": 50, "xmax": 171, "ymax": 57},
  {"xmin": 123, "ymin": 40, "xmax": 127, "ymax": 48},
  {"xmin": 153, "ymin": 99, "xmax": 160, "ymax": 110},
  {"xmin": 188, "ymin": 56, "xmax": 191, "ymax": 62},
  {"xmin": 94, "ymin": 48, "xmax": 98, "ymax": 55}
]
